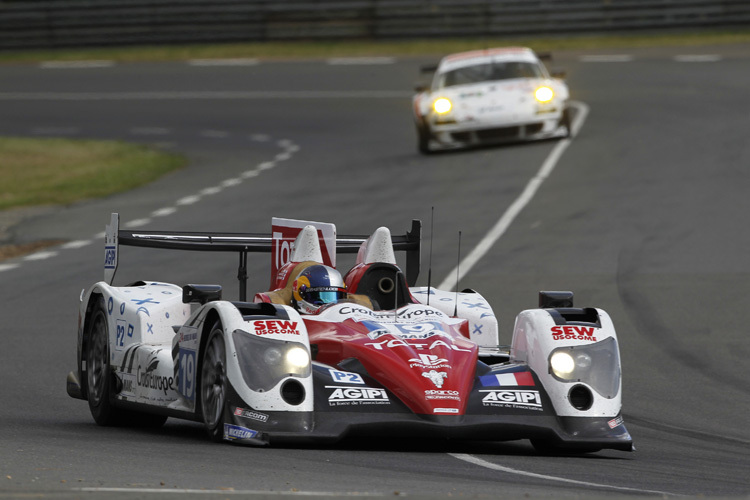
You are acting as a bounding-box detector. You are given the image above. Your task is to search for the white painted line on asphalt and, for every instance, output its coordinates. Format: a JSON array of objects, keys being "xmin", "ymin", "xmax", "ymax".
[
  {"xmin": 221, "ymin": 178, "xmax": 242, "ymax": 188},
  {"xmin": 258, "ymin": 161, "xmax": 275, "ymax": 170},
  {"xmin": 200, "ymin": 187, "xmax": 223, "ymax": 196},
  {"xmin": 438, "ymin": 101, "xmax": 589, "ymax": 291},
  {"xmin": 674, "ymin": 54, "xmax": 722, "ymax": 62},
  {"xmin": 152, "ymin": 207, "xmax": 178, "ymax": 217},
  {"xmin": 250, "ymin": 134, "xmax": 270, "ymax": 142},
  {"xmin": 131, "ymin": 127, "xmax": 172, "ymax": 135},
  {"xmin": 40, "ymin": 60, "xmax": 115, "ymax": 69},
  {"xmin": 275, "ymin": 152, "xmax": 293, "ymax": 161},
  {"xmin": 77, "ymin": 488, "xmax": 386, "ymax": 496},
  {"xmin": 0, "ymin": 263, "xmax": 20, "ymax": 272},
  {"xmin": 449, "ymin": 453, "xmax": 678, "ymax": 496},
  {"xmin": 0, "ymin": 90, "xmax": 413, "ymax": 100},
  {"xmin": 242, "ymin": 170, "xmax": 260, "ymax": 178},
  {"xmin": 23, "ymin": 251, "xmax": 58, "ymax": 261},
  {"xmin": 327, "ymin": 57, "xmax": 396, "ymax": 65},
  {"xmin": 188, "ymin": 58, "xmax": 260, "ymax": 66},
  {"xmin": 579, "ymin": 55, "xmax": 634, "ymax": 62},
  {"xmin": 125, "ymin": 218, "xmax": 151, "ymax": 228},
  {"xmin": 62, "ymin": 240, "xmax": 92, "ymax": 249},
  {"xmin": 176, "ymin": 195, "xmax": 202, "ymax": 205}
]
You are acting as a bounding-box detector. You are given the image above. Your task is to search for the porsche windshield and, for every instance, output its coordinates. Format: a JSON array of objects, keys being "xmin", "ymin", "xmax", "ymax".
[{"xmin": 435, "ymin": 61, "xmax": 544, "ymax": 89}]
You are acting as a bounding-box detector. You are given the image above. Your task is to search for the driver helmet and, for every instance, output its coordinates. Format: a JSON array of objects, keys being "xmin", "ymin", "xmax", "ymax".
[{"xmin": 292, "ymin": 265, "xmax": 347, "ymax": 314}]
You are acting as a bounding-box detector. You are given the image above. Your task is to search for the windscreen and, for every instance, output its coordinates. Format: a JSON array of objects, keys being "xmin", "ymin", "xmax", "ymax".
[{"xmin": 435, "ymin": 61, "xmax": 544, "ymax": 89}]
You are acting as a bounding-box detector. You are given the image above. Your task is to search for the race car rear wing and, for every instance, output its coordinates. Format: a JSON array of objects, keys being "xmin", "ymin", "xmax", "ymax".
[{"xmin": 104, "ymin": 213, "xmax": 421, "ymax": 301}]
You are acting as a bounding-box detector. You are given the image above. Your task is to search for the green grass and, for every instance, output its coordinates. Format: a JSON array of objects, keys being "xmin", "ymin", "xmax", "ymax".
[
  {"xmin": 0, "ymin": 137, "xmax": 185, "ymax": 210},
  {"xmin": 1, "ymin": 29, "xmax": 749, "ymax": 64}
]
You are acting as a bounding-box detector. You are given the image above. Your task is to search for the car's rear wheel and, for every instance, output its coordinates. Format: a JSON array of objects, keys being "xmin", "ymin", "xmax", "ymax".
[
  {"xmin": 200, "ymin": 323, "xmax": 228, "ymax": 442},
  {"xmin": 86, "ymin": 297, "xmax": 168, "ymax": 428},
  {"xmin": 86, "ymin": 298, "xmax": 120, "ymax": 425}
]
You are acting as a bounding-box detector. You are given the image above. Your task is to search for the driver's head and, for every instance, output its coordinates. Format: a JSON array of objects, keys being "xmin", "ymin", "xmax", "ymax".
[{"xmin": 292, "ymin": 265, "xmax": 347, "ymax": 314}]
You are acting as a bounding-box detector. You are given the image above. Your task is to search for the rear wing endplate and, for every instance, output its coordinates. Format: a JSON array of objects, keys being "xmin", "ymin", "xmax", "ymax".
[{"xmin": 104, "ymin": 213, "xmax": 421, "ymax": 302}]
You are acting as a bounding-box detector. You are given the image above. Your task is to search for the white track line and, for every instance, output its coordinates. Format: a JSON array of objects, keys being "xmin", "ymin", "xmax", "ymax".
[
  {"xmin": 450, "ymin": 453, "xmax": 678, "ymax": 496},
  {"xmin": 0, "ymin": 90, "xmax": 412, "ymax": 101},
  {"xmin": 188, "ymin": 58, "xmax": 259, "ymax": 66},
  {"xmin": 674, "ymin": 54, "xmax": 721, "ymax": 62},
  {"xmin": 438, "ymin": 101, "xmax": 589, "ymax": 291},
  {"xmin": 39, "ymin": 60, "xmax": 114, "ymax": 69},
  {"xmin": 77, "ymin": 488, "xmax": 387, "ymax": 496},
  {"xmin": 327, "ymin": 57, "xmax": 396, "ymax": 65}
]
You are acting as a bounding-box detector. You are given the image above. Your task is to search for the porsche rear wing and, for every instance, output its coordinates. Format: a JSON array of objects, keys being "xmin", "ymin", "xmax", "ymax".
[{"xmin": 104, "ymin": 213, "xmax": 421, "ymax": 301}]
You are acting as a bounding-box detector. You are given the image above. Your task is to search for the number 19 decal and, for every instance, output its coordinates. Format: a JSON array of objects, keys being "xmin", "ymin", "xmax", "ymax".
[{"xmin": 178, "ymin": 348, "xmax": 196, "ymax": 401}]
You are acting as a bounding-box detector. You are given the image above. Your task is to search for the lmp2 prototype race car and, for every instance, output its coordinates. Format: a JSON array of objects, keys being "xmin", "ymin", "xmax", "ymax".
[
  {"xmin": 413, "ymin": 46, "xmax": 571, "ymax": 153},
  {"xmin": 67, "ymin": 214, "xmax": 632, "ymax": 453}
]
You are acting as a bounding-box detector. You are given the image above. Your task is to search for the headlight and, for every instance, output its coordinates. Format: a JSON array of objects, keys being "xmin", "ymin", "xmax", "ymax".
[
  {"xmin": 233, "ymin": 330, "xmax": 311, "ymax": 392},
  {"xmin": 548, "ymin": 337, "xmax": 620, "ymax": 399},
  {"xmin": 535, "ymin": 86, "xmax": 554, "ymax": 103},
  {"xmin": 433, "ymin": 98, "xmax": 452, "ymax": 114},
  {"xmin": 286, "ymin": 346, "xmax": 310, "ymax": 369}
]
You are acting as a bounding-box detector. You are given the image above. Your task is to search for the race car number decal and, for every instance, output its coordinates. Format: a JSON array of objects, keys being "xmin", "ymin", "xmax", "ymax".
[{"xmin": 177, "ymin": 348, "xmax": 196, "ymax": 401}]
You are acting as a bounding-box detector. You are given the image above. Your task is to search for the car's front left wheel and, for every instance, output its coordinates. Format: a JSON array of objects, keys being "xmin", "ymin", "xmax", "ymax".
[{"xmin": 200, "ymin": 322, "xmax": 228, "ymax": 442}]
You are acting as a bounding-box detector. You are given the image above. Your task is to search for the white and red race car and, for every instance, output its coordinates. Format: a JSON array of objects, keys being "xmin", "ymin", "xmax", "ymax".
[
  {"xmin": 66, "ymin": 214, "xmax": 632, "ymax": 453},
  {"xmin": 413, "ymin": 47, "xmax": 571, "ymax": 153}
]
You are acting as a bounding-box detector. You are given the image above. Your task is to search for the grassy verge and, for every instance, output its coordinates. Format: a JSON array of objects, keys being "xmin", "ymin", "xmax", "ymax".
[
  {"xmin": 0, "ymin": 137, "xmax": 185, "ymax": 210},
  {"xmin": 1, "ymin": 29, "xmax": 749, "ymax": 64}
]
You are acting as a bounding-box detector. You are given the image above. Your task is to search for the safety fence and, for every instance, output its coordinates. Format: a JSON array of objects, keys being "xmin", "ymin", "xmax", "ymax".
[{"xmin": 1, "ymin": 0, "xmax": 749, "ymax": 50}]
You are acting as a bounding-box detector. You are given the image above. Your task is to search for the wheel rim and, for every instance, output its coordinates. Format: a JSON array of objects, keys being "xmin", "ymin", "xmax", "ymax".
[
  {"xmin": 87, "ymin": 311, "xmax": 107, "ymax": 406},
  {"xmin": 201, "ymin": 330, "xmax": 226, "ymax": 428}
]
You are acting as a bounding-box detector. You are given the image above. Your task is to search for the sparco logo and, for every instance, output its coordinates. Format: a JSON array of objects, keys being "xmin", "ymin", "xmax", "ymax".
[
  {"xmin": 424, "ymin": 389, "xmax": 460, "ymax": 401},
  {"xmin": 481, "ymin": 390, "xmax": 542, "ymax": 409}
]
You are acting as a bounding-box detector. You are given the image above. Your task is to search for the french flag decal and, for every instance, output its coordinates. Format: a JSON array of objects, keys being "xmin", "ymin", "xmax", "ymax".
[{"xmin": 480, "ymin": 372, "xmax": 535, "ymax": 387}]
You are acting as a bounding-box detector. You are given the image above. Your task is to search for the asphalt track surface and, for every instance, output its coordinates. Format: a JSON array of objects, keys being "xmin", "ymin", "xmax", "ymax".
[{"xmin": 1, "ymin": 44, "xmax": 749, "ymax": 499}]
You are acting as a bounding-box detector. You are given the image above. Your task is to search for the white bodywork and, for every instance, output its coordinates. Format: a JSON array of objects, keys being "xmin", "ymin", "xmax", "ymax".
[
  {"xmin": 510, "ymin": 308, "xmax": 622, "ymax": 418},
  {"xmin": 414, "ymin": 47, "xmax": 569, "ymax": 150},
  {"xmin": 78, "ymin": 282, "xmax": 315, "ymax": 415}
]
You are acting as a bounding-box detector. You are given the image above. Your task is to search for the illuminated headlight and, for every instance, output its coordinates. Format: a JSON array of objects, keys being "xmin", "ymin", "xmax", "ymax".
[
  {"xmin": 550, "ymin": 351, "xmax": 575, "ymax": 377},
  {"xmin": 548, "ymin": 337, "xmax": 621, "ymax": 399},
  {"xmin": 433, "ymin": 98, "xmax": 452, "ymax": 114},
  {"xmin": 286, "ymin": 346, "xmax": 310, "ymax": 369},
  {"xmin": 233, "ymin": 330, "xmax": 311, "ymax": 392},
  {"xmin": 535, "ymin": 86, "xmax": 554, "ymax": 103}
]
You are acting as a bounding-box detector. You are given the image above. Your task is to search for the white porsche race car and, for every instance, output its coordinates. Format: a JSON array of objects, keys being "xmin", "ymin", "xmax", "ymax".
[{"xmin": 413, "ymin": 47, "xmax": 571, "ymax": 153}]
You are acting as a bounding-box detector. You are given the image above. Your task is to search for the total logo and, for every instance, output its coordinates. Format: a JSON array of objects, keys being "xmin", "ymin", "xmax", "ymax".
[{"xmin": 366, "ymin": 338, "xmax": 472, "ymax": 353}]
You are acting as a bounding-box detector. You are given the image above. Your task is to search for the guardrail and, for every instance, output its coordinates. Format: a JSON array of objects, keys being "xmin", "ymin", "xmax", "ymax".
[{"xmin": 1, "ymin": 0, "xmax": 749, "ymax": 50}]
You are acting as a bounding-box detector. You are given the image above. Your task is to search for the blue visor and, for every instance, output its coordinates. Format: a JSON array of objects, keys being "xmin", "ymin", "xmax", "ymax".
[{"xmin": 303, "ymin": 287, "xmax": 347, "ymax": 306}]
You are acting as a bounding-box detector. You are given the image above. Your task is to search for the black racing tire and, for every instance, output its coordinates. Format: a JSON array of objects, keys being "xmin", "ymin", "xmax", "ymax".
[
  {"xmin": 86, "ymin": 297, "xmax": 121, "ymax": 426},
  {"xmin": 561, "ymin": 107, "xmax": 572, "ymax": 138},
  {"xmin": 86, "ymin": 297, "xmax": 168, "ymax": 428},
  {"xmin": 200, "ymin": 322, "xmax": 228, "ymax": 442},
  {"xmin": 417, "ymin": 123, "xmax": 433, "ymax": 155}
]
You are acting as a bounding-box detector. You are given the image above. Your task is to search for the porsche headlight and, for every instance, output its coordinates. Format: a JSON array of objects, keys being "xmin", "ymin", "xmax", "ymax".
[
  {"xmin": 233, "ymin": 330, "xmax": 311, "ymax": 392},
  {"xmin": 535, "ymin": 86, "xmax": 554, "ymax": 103},
  {"xmin": 548, "ymin": 337, "xmax": 620, "ymax": 398},
  {"xmin": 433, "ymin": 97, "xmax": 452, "ymax": 114}
]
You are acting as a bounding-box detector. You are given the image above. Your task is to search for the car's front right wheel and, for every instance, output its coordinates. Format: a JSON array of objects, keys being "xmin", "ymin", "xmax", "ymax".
[{"xmin": 200, "ymin": 322, "xmax": 228, "ymax": 442}]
